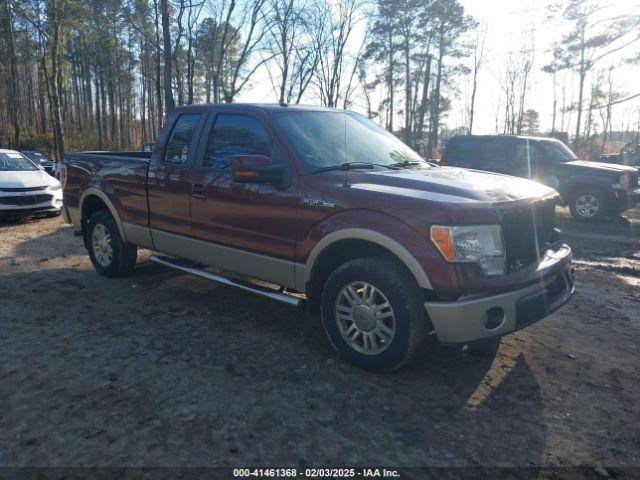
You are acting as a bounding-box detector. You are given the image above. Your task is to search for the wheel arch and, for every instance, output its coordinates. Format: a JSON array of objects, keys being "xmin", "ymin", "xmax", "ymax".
[
  {"xmin": 303, "ymin": 229, "xmax": 432, "ymax": 314},
  {"xmin": 80, "ymin": 188, "xmax": 126, "ymax": 242}
]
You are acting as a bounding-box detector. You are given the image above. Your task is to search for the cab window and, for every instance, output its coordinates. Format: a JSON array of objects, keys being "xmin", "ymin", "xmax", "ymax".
[
  {"xmin": 203, "ymin": 114, "xmax": 283, "ymax": 170},
  {"xmin": 164, "ymin": 113, "xmax": 202, "ymax": 164}
]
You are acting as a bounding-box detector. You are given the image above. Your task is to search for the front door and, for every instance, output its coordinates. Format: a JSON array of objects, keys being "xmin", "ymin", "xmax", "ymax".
[
  {"xmin": 188, "ymin": 112, "xmax": 299, "ymax": 288},
  {"xmin": 514, "ymin": 139, "xmax": 563, "ymax": 190}
]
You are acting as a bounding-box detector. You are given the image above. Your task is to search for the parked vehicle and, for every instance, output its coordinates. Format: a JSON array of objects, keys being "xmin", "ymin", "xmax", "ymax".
[
  {"xmin": 141, "ymin": 142, "xmax": 154, "ymax": 152},
  {"xmin": 53, "ymin": 161, "xmax": 63, "ymax": 180},
  {"xmin": 62, "ymin": 104, "xmax": 574, "ymax": 371},
  {"xmin": 20, "ymin": 150, "xmax": 56, "ymax": 176},
  {"xmin": 442, "ymin": 135, "xmax": 640, "ymax": 221},
  {"xmin": 598, "ymin": 144, "xmax": 640, "ymax": 168},
  {"xmin": 0, "ymin": 149, "xmax": 63, "ymax": 218}
]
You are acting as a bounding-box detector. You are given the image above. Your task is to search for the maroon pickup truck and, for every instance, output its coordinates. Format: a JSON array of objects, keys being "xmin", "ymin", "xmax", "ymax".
[{"xmin": 61, "ymin": 104, "xmax": 574, "ymax": 371}]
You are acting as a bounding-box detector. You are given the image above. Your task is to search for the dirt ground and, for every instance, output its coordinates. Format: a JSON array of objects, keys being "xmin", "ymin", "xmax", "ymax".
[{"xmin": 1, "ymin": 206, "xmax": 639, "ymax": 475}]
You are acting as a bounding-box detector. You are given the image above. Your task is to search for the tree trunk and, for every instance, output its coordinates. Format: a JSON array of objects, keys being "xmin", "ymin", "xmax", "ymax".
[
  {"xmin": 404, "ymin": 39, "xmax": 411, "ymax": 145},
  {"xmin": 161, "ymin": 0, "xmax": 175, "ymax": 115},
  {"xmin": 95, "ymin": 64, "xmax": 103, "ymax": 149},
  {"xmin": 153, "ymin": 0, "xmax": 164, "ymax": 125},
  {"xmin": 469, "ymin": 64, "xmax": 478, "ymax": 134},
  {"xmin": 415, "ymin": 54, "xmax": 431, "ymax": 142},
  {"xmin": 3, "ymin": 1, "xmax": 21, "ymax": 148},
  {"xmin": 429, "ymin": 28, "xmax": 444, "ymax": 154},
  {"xmin": 387, "ymin": 28, "xmax": 394, "ymax": 131},
  {"xmin": 49, "ymin": 0, "xmax": 67, "ymax": 162},
  {"xmin": 574, "ymin": 27, "xmax": 587, "ymax": 151}
]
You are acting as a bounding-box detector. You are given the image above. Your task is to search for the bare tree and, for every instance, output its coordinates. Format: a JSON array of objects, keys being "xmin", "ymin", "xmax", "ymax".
[
  {"xmin": 160, "ymin": 0, "xmax": 175, "ymax": 114},
  {"xmin": 315, "ymin": 0, "xmax": 364, "ymax": 108},
  {"xmin": 546, "ymin": 0, "xmax": 640, "ymax": 150},
  {"xmin": 210, "ymin": 0, "xmax": 272, "ymax": 102},
  {"xmin": 265, "ymin": 0, "xmax": 318, "ymax": 104},
  {"xmin": 2, "ymin": 0, "xmax": 21, "ymax": 147},
  {"xmin": 468, "ymin": 24, "xmax": 486, "ymax": 134}
]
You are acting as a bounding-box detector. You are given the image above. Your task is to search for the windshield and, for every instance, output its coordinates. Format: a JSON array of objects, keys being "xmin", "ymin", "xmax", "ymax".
[
  {"xmin": 0, "ymin": 152, "xmax": 39, "ymax": 172},
  {"xmin": 272, "ymin": 111, "xmax": 426, "ymax": 173},
  {"xmin": 541, "ymin": 141, "xmax": 577, "ymax": 163},
  {"xmin": 23, "ymin": 152, "xmax": 46, "ymax": 163}
]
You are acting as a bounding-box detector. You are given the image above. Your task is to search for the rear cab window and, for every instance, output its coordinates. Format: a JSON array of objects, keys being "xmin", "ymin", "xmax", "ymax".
[
  {"xmin": 445, "ymin": 137, "xmax": 512, "ymax": 170},
  {"xmin": 164, "ymin": 113, "xmax": 203, "ymax": 165}
]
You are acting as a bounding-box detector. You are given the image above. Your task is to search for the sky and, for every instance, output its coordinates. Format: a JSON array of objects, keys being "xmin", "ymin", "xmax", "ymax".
[
  {"xmin": 457, "ymin": 0, "xmax": 640, "ymax": 136},
  {"xmin": 237, "ymin": 0, "xmax": 640, "ymax": 139}
]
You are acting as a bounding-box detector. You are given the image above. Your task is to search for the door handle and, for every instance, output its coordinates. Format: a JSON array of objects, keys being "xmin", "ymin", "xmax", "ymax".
[{"xmin": 191, "ymin": 183, "xmax": 205, "ymax": 199}]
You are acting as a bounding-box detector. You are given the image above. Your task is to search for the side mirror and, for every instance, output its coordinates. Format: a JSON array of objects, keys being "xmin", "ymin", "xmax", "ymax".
[{"xmin": 231, "ymin": 155, "xmax": 284, "ymax": 184}]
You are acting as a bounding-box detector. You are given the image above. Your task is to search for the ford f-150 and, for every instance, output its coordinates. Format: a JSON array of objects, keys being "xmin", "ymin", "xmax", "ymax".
[{"xmin": 61, "ymin": 104, "xmax": 574, "ymax": 371}]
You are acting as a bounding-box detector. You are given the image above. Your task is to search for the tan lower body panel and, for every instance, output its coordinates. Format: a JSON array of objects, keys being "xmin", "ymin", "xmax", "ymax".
[
  {"xmin": 150, "ymin": 229, "xmax": 300, "ymax": 290},
  {"xmin": 425, "ymin": 266, "xmax": 574, "ymax": 344}
]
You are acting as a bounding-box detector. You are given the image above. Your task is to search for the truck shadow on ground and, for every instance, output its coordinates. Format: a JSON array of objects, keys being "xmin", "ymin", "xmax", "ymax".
[
  {"xmin": 1, "ymin": 262, "xmax": 548, "ymax": 468},
  {"xmin": 0, "ymin": 214, "xmax": 62, "ymax": 230}
]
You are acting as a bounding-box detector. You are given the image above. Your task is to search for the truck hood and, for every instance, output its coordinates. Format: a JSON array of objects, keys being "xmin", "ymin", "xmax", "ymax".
[
  {"xmin": 0, "ymin": 169, "xmax": 57, "ymax": 189},
  {"xmin": 350, "ymin": 166, "xmax": 557, "ymax": 204},
  {"xmin": 565, "ymin": 160, "xmax": 636, "ymax": 173}
]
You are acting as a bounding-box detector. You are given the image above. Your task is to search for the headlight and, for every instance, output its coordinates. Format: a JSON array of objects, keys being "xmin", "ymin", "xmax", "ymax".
[
  {"xmin": 430, "ymin": 225, "xmax": 506, "ymax": 276},
  {"xmin": 49, "ymin": 182, "xmax": 62, "ymax": 191}
]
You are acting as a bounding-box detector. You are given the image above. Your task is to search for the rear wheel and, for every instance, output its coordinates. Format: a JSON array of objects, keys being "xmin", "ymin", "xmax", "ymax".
[
  {"xmin": 320, "ymin": 257, "xmax": 429, "ymax": 372},
  {"xmin": 569, "ymin": 189, "xmax": 608, "ymax": 221},
  {"xmin": 86, "ymin": 210, "xmax": 137, "ymax": 277}
]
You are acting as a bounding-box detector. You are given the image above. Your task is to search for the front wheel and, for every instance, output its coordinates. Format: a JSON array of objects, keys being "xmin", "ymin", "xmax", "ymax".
[
  {"xmin": 86, "ymin": 210, "xmax": 137, "ymax": 277},
  {"xmin": 569, "ymin": 189, "xmax": 608, "ymax": 221},
  {"xmin": 320, "ymin": 257, "xmax": 429, "ymax": 372}
]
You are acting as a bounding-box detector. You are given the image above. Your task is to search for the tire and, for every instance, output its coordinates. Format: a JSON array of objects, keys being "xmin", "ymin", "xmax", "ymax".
[
  {"xmin": 320, "ymin": 257, "xmax": 429, "ymax": 372},
  {"xmin": 569, "ymin": 188, "xmax": 608, "ymax": 221},
  {"xmin": 86, "ymin": 210, "xmax": 137, "ymax": 277}
]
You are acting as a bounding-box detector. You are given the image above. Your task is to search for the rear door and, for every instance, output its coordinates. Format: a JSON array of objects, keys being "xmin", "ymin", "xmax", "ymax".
[
  {"xmin": 187, "ymin": 111, "xmax": 299, "ymax": 287},
  {"xmin": 473, "ymin": 137, "xmax": 521, "ymax": 175},
  {"xmin": 147, "ymin": 111, "xmax": 207, "ymax": 242},
  {"xmin": 445, "ymin": 137, "xmax": 519, "ymax": 176}
]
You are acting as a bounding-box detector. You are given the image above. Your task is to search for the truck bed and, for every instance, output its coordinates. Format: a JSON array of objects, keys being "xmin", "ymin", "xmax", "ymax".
[{"xmin": 63, "ymin": 151, "xmax": 152, "ymax": 230}]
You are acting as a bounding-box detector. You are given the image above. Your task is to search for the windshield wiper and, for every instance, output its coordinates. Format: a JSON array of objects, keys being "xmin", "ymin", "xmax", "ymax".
[
  {"xmin": 388, "ymin": 160, "xmax": 422, "ymax": 169},
  {"xmin": 312, "ymin": 162, "xmax": 405, "ymax": 174},
  {"xmin": 312, "ymin": 162, "xmax": 374, "ymax": 174}
]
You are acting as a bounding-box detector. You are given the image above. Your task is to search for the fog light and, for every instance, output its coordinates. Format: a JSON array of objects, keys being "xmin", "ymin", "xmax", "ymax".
[{"xmin": 484, "ymin": 307, "xmax": 505, "ymax": 330}]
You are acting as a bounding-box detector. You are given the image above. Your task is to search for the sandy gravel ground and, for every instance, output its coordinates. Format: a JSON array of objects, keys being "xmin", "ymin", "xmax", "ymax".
[{"xmin": 0, "ymin": 207, "xmax": 639, "ymax": 475}]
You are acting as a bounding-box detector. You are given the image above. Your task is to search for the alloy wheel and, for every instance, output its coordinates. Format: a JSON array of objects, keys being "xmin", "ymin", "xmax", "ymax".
[
  {"xmin": 91, "ymin": 223, "xmax": 113, "ymax": 267},
  {"xmin": 334, "ymin": 281, "xmax": 396, "ymax": 355},
  {"xmin": 575, "ymin": 194, "xmax": 600, "ymax": 218}
]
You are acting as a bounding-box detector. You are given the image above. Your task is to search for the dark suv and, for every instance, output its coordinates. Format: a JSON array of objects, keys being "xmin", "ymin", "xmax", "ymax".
[{"xmin": 442, "ymin": 135, "xmax": 640, "ymax": 221}]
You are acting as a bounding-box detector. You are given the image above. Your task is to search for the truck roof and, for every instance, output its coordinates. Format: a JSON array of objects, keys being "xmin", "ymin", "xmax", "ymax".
[
  {"xmin": 448, "ymin": 134, "xmax": 561, "ymax": 142},
  {"xmin": 172, "ymin": 103, "xmax": 348, "ymax": 114}
]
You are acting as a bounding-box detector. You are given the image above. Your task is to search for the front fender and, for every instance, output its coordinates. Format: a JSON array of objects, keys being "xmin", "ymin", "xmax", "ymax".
[{"xmin": 296, "ymin": 209, "xmax": 439, "ymax": 291}]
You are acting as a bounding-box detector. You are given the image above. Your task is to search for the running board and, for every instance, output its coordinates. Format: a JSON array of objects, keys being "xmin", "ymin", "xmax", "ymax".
[{"xmin": 149, "ymin": 255, "xmax": 304, "ymax": 307}]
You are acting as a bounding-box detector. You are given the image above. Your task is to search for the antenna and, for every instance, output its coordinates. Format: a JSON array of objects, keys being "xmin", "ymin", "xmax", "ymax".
[{"xmin": 343, "ymin": 110, "xmax": 350, "ymax": 188}]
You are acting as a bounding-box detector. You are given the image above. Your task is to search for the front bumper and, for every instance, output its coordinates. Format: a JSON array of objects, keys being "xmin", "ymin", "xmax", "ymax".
[
  {"xmin": 611, "ymin": 187, "xmax": 640, "ymax": 212},
  {"xmin": 0, "ymin": 189, "xmax": 63, "ymax": 217},
  {"xmin": 425, "ymin": 249, "xmax": 574, "ymax": 344}
]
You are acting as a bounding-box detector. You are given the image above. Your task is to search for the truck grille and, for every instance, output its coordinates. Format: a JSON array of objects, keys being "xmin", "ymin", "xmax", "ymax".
[
  {"xmin": 0, "ymin": 186, "xmax": 48, "ymax": 192},
  {"xmin": 501, "ymin": 200, "xmax": 557, "ymax": 273},
  {"xmin": 0, "ymin": 194, "xmax": 53, "ymax": 206}
]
